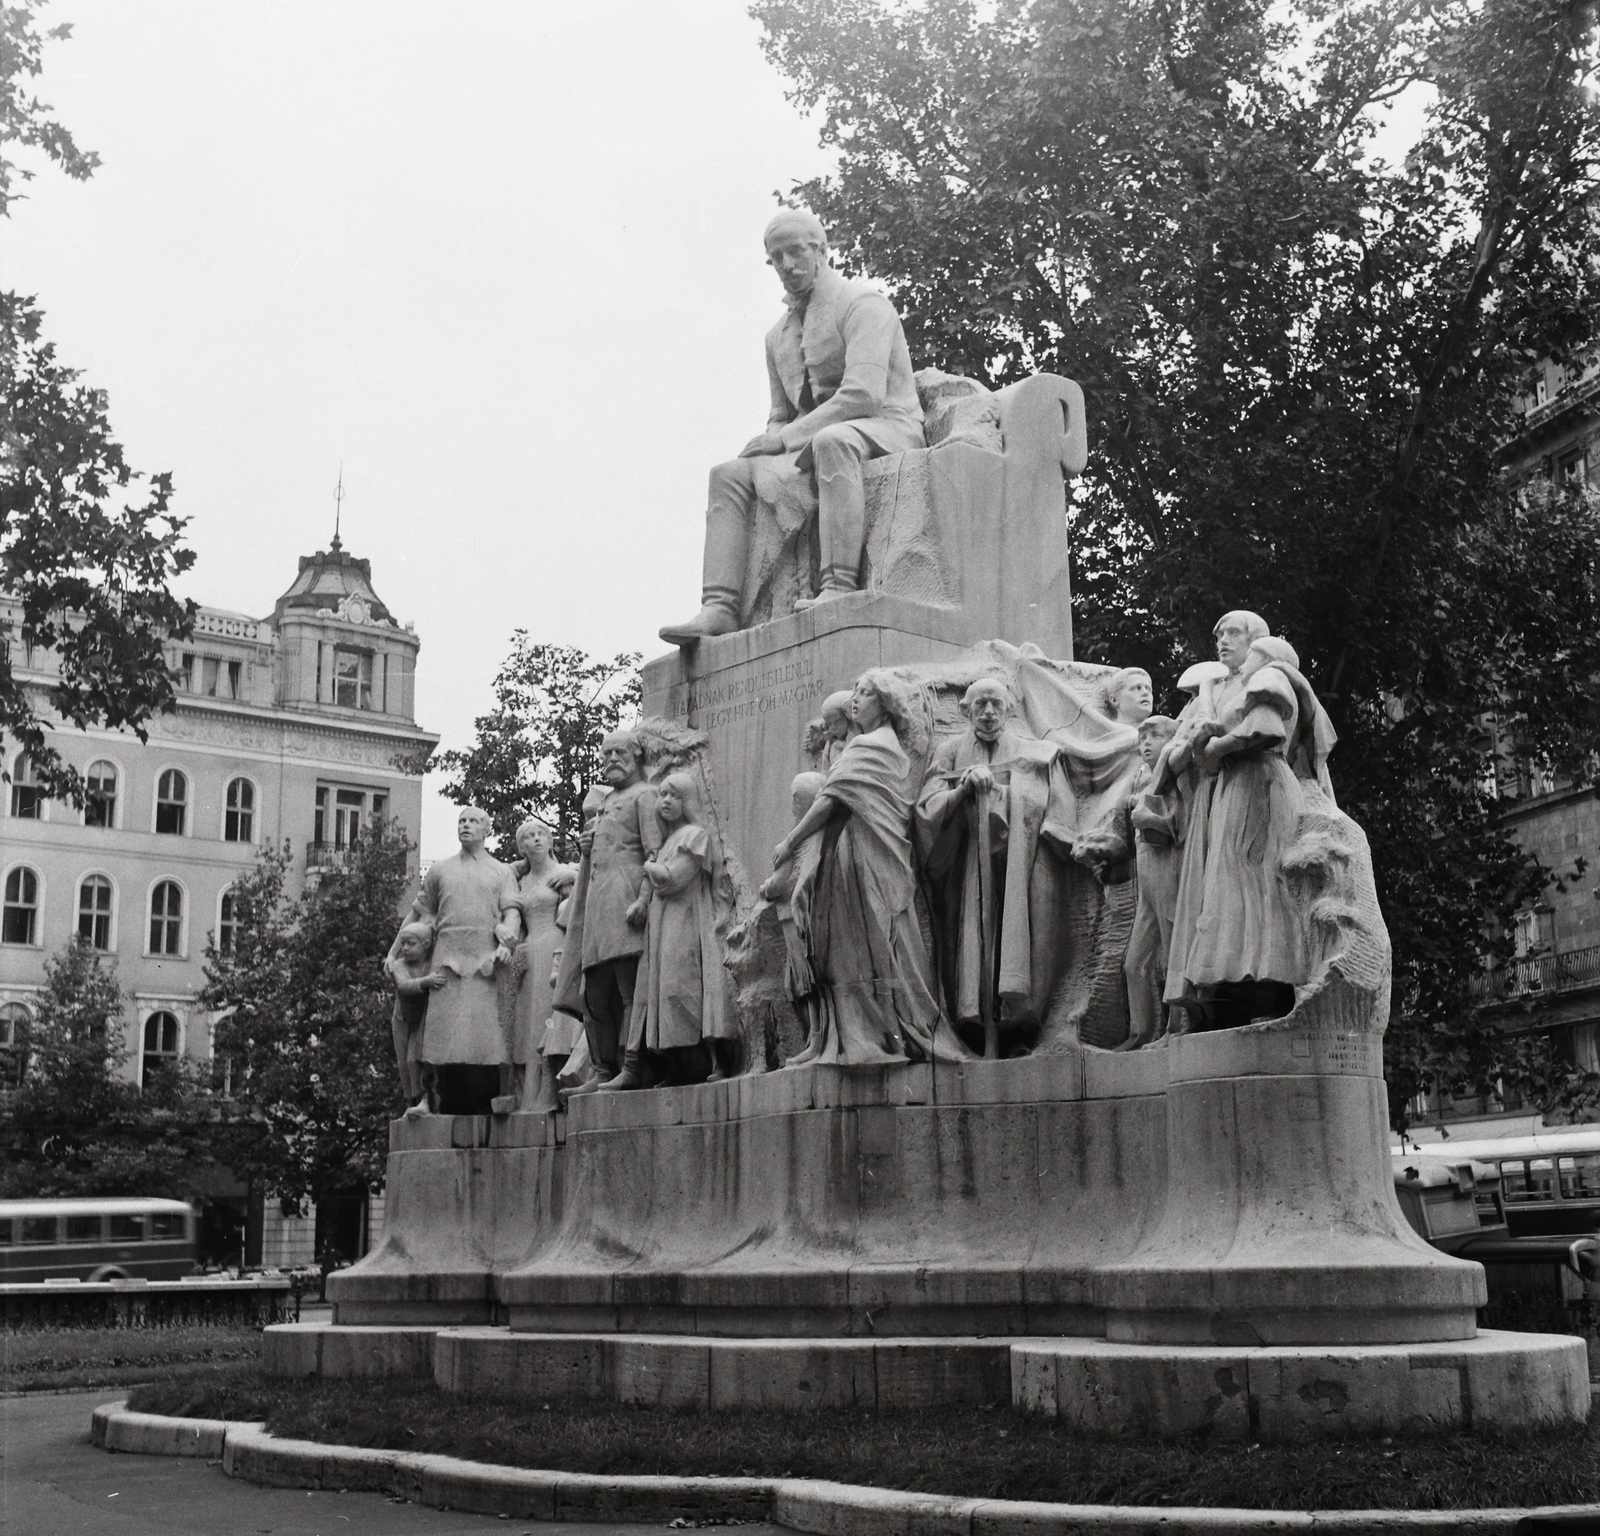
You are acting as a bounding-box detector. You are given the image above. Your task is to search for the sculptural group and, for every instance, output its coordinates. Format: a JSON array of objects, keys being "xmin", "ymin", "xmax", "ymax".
[{"xmin": 385, "ymin": 209, "xmax": 1355, "ymax": 1104}]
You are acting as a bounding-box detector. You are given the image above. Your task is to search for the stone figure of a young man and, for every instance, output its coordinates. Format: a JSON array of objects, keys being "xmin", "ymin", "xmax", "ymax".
[{"xmin": 660, "ymin": 210, "xmax": 925, "ymax": 644}]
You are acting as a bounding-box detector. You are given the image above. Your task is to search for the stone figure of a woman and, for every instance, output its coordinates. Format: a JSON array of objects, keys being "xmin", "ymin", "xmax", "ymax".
[
  {"xmin": 1164, "ymin": 633, "xmax": 1335, "ymax": 1031},
  {"xmin": 619, "ymin": 769, "xmax": 739, "ymax": 1086},
  {"xmin": 774, "ymin": 669, "xmax": 967, "ymax": 1066},
  {"xmin": 509, "ymin": 818, "xmax": 577, "ymax": 1112}
]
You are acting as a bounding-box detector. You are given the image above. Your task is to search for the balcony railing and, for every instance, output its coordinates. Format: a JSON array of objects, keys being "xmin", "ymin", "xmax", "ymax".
[
  {"xmin": 305, "ymin": 841, "xmax": 355, "ymax": 872},
  {"xmin": 1475, "ymin": 942, "xmax": 1600, "ymax": 1002}
]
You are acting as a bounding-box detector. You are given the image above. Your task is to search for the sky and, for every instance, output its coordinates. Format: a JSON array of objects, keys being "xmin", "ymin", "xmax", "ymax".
[{"xmin": 4, "ymin": 1, "xmax": 832, "ymax": 859}]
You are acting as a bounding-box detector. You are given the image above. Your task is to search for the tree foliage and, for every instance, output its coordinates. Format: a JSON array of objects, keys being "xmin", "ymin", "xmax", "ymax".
[
  {"xmin": 434, "ymin": 636, "xmax": 642, "ymax": 861},
  {"xmin": 0, "ymin": 936, "xmax": 220, "ymax": 1198},
  {"xmin": 202, "ymin": 823, "xmax": 416, "ymax": 1204},
  {"xmin": 1, "ymin": 4, "xmax": 193, "ymax": 802},
  {"xmin": 752, "ymin": 0, "xmax": 1600, "ymax": 1124}
]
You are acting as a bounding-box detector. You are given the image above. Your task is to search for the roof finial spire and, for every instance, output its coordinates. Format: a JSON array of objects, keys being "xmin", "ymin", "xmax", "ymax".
[{"xmin": 331, "ymin": 464, "xmax": 345, "ymax": 552}]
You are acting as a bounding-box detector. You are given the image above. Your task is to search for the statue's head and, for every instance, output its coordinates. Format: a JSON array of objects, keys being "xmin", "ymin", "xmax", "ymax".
[
  {"xmin": 764, "ymin": 208, "xmax": 828, "ymax": 301},
  {"xmin": 1214, "ymin": 611, "xmax": 1270, "ymax": 673},
  {"xmin": 790, "ymin": 770, "xmax": 825, "ymax": 820},
  {"xmin": 960, "ymin": 676, "xmax": 1013, "ymax": 744},
  {"xmin": 1098, "ymin": 667, "xmax": 1153, "ymax": 727},
  {"xmin": 515, "ymin": 817, "xmax": 554, "ymax": 862},
  {"xmin": 395, "ymin": 920, "xmax": 434, "ymax": 964},
  {"xmin": 599, "ymin": 729, "xmax": 644, "ymax": 788},
  {"xmin": 1137, "ymin": 714, "xmax": 1178, "ymax": 769},
  {"xmin": 456, "ymin": 805, "xmax": 492, "ymax": 849},
  {"xmin": 1243, "ymin": 635, "xmax": 1299, "ymax": 684},
  {"xmin": 821, "ymin": 690, "xmax": 854, "ymax": 740}
]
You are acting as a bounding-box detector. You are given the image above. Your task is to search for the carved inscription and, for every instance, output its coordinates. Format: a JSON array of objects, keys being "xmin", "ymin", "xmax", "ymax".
[
  {"xmin": 668, "ymin": 657, "xmax": 829, "ymax": 730},
  {"xmin": 1288, "ymin": 1032, "xmax": 1374, "ymax": 1075}
]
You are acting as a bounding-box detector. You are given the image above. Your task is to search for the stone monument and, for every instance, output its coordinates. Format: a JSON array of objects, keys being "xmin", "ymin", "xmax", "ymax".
[{"xmin": 309, "ymin": 213, "xmax": 1587, "ymax": 1442}]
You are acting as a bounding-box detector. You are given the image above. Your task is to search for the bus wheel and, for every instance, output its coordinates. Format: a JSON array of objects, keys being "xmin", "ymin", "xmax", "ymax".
[{"xmin": 88, "ymin": 1266, "xmax": 130, "ymax": 1281}]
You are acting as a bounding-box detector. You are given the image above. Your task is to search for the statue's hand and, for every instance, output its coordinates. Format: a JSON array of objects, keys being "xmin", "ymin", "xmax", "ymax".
[
  {"xmin": 964, "ymin": 764, "xmax": 996, "ymax": 796},
  {"xmin": 773, "ymin": 837, "xmax": 792, "ymax": 868},
  {"xmin": 420, "ymin": 970, "xmax": 448, "ymax": 992},
  {"xmin": 739, "ymin": 431, "xmax": 786, "ymax": 458},
  {"xmin": 758, "ymin": 873, "xmax": 782, "ymax": 902},
  {"xmin": 625, "ymin": 898, "xmax": 650, "ymax": 929},
  {"xmin": 578, "ymin": 825, "xmax": 596, "ymax": 855}
]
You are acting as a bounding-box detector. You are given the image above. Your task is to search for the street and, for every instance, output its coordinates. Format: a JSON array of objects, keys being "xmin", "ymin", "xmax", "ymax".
[{"xmin": 0, "ymin": 1392, "xmax": 746, "ymax": 1536}]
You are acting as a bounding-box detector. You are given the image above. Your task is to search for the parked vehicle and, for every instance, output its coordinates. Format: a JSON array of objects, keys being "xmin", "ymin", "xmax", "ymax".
[
  {"xmin": 0, "ymin": 1198, "xmax": 197, "ymax": 1282},
  {"xmin": 1394, "ymin": 1127, "xmax": 1600, "ymax": 1238}
]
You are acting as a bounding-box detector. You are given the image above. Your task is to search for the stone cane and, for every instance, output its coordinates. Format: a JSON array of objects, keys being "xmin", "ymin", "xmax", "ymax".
[{"xmin": 976, "ymin": 780, "xmax": 999, "ymax": 1061}]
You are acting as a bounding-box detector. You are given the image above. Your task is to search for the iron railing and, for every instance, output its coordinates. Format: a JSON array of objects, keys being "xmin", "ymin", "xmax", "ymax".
[{"xmin": 1476, "ymin": 942, "xmax": 1600, "ymax": 1001}]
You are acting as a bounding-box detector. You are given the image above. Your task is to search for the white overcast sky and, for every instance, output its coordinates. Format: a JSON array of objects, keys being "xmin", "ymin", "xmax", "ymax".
[{"xmin": 5, "ymin": 1, "xmax": 831, "ymax": 858}]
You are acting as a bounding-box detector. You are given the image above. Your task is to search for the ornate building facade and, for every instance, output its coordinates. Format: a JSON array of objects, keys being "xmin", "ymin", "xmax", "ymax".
[{"xmin": 0, "ymin": 540, "xmax": 437, "ymax": 1103}]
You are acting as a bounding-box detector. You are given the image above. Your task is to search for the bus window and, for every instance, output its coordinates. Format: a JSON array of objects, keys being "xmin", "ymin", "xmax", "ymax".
[
  {"xmin": 1559, "ymin": 1154, "xmax": 1600, "ymax": 1199},
  {"xmin": 109, "ymin": 1214, "xmax": 145, "ymax": 1241},
  {"xmin": 65, "ymin": 1215, "xmax": 101, "ymax": 1242},
  {"xmin": 1530, "ymin": 1159, "xmax": 1556, "ymax": 1198},
  {"xmin": 1500, "ymin": 1161, "xmax": 1532, "ymax": 1200},
  {"xmin": 150, "ymin": 1213, "xmax": 187, "ymax": 1240},
  {"xmin": 0, "ymin": 1218, "xmax": 11, "ymax": 1243},
  {"xmin": 20, "ymin": 1216, "xmax": 56, "ymax": 1243}
]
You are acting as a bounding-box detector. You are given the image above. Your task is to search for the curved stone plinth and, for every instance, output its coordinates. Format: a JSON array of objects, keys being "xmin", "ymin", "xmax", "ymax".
[
  {"xmin": 496, "ymin": 1054, "xmax": 1169, "ymax": 1336},
  {"xmin": 1096, "ymin": 1019, "xmax": 1484, "ymax": 1347},
  {"xmin": 1012, "ymin": 1331, "xmax": 1589, "ymax": 1441},
  {"xmin": 329, "ymin": 1113, "xmax": 563, "ymax": 1325},
  {"xmin": 432, "ymin": 1327, "xmax": 1012, "ymax": 1409}
]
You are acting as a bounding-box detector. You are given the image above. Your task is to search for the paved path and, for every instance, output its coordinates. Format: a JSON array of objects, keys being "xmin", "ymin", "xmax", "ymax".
[{"xmin": 2, "ymin": 1392, "xmax": 755, "ymax": 1535}]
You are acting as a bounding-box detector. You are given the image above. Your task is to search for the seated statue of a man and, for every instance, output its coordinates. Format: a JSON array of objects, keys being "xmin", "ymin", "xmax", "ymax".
[{"xmin": 660, "ymin": 209, "xmax": 926, "ymax": 644}]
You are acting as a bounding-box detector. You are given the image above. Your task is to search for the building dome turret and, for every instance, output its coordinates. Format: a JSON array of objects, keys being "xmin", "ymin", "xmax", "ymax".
[{"xmin": 273, "ymin": 539, "xmax": 397, "ymax": 628}]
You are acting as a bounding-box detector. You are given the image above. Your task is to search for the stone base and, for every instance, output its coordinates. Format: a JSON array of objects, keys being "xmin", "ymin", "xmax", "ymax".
[
  {"xmin": 1011, "ymin": 1331, "xmax": 1590, "ymax": 1441},
  {"xmin": 434, "ymin": 1328, "xmax": 1012, "ymax": 1409},
  {"xmin": 327, "ymin": 1111, "xmax": 564, "ymax": 1326},
  {"xmin": 264, "ymin": 1322, "xmax": 1587, "ymax": 1438}
]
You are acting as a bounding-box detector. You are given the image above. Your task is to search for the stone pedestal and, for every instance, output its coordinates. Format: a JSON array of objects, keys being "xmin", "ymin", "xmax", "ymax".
[
  {"xmin": 641, "ymin": 594, "xmax": 988, "ymax": 897},
  {"xmin": 328, "ymin": 1112, "xmax": 563, "ymax": 1325}
]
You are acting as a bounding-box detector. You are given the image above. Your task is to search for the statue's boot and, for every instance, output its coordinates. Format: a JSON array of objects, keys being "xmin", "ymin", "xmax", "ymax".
[
  {"xmin": 660, "ymin": 485, "xmax": 749, "ymax": 646},
  {"xmin": 794, "ymin": 567, "xmax": 859, "ymax": 612},
  {"xmin": 597, "ymin": 1052, "xmax": 646, "ymax": 1092},
  {"xmin": 659, "ymin": 599, "xmax": 739, "ymax": 646}
]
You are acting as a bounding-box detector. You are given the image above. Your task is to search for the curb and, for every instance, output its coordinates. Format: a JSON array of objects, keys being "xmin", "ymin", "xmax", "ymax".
[{"xmin": 88, "ymin": 1401, "xmax": 1600, "ymax": 1533}]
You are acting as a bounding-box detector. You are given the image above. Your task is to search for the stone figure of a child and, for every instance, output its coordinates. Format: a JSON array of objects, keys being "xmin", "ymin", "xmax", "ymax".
[{"xmin": 385, "ymin": 920, "xmax": 446, "ymax": 1114}]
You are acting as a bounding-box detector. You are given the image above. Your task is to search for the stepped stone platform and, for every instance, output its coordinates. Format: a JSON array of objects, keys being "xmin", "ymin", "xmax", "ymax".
[{"xmin": 301, "ymin": 1024, "xmax": 1590, "ymax": 1436}]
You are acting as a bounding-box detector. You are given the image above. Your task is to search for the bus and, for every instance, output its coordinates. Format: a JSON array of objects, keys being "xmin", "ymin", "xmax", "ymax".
[
  {"xmin": 0, "ymin": 1198, "xmax": 198, "ymax": 1283},
  {"xmin": 1394, "ymin": 1127, "xmax": 1600, "ymax": 1239}
]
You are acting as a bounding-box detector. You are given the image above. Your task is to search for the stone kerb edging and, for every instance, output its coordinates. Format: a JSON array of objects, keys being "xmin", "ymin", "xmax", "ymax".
[{"xmin": 89, "ymin": 1401, "xmax": 1600, "ymax": 1533}]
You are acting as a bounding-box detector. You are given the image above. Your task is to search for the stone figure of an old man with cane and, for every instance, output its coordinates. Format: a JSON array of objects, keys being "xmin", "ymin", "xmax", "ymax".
[{"xmin": 660, "ymin": 209, "xmax": 925, "ymax": 644}]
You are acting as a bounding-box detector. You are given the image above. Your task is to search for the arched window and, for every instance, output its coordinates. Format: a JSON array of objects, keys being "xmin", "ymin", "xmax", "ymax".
[
  {"xmin": 141, "ymin": 1010, "xmax": 180, "ymax": 1083},
  {"xmin": 155, "ymin": 770, "xmax": 187, "ymax": 835},
  {"xmin": 85, "ymin": 760, "xmax": 117, "ymax": 827},
  {"xmin": 77, "ymin": 875, "xmax": 113, "ymax": 951},
  {"xmin": 0, "ymin": 1000, "xmax": 30, "ymax": 1088},
  {"xmin": 217, "ymin": 889, "xmax": 239, "ymax": 956},
  {"xmin": 2, "ymin": 868, "xmax": 39, "ymax": 946},
  {"xmin": 148, "ymin": 881, "xmax": 183, "ymax": 956},
  {"xmin": 224, "ymin": 778, "xmax": 254, "ymax": 842},
  {"xmin": 9, "ymin": 753, "xmax": 42, "ymax": 819}
]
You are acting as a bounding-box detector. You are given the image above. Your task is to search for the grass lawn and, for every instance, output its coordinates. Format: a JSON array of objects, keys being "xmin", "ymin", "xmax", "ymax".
[
  {"xmin": 2, "ymin": 1326, "xmax": 261, "ymax": 1394},
  {"xmin": 127, "ymin": 1362, "xmax": 1597, "ymax": 1512}
]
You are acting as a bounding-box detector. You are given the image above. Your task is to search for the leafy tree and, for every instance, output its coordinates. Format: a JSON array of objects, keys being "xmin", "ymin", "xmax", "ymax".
[
  {"xmin": 1, "ymin": 4, "xmax": 193, "ymax": 803},
  {"xmin": 434, "ymin": 635, "xmax": 642, "ymax": 860},
  {"xmin": 752, "ymin": 0, "xmax": 1600, "ymax": 1125},
  {"xmin": 0, "ymin": 936, "xmax": 219, "ymax": 1198},
  {"xmin": 203, "ymin": 821, "xmax": 416, "ymax": 1206}
]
